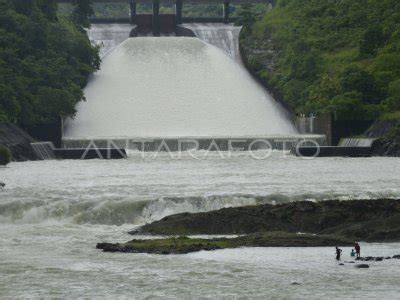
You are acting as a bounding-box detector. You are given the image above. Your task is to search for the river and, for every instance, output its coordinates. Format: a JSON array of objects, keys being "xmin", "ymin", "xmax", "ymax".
[{"xmin": 1, "ymin": 153, "xmax": 400, "ymax": 298}]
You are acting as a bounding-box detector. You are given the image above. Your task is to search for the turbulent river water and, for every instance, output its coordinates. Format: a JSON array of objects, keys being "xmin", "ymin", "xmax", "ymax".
[{"xmin": 1, "ymin": 153, "xmax": 400, "ymax": 298}]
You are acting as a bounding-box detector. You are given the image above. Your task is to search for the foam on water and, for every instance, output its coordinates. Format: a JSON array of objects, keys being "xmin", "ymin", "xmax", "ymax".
[
  {"xmin": 1, "ymin": 153, "xmax": 400, "ymax": 225},
  {"xmin": 63, "ymin": 37, "xmax": 296, "ymax": 140}
]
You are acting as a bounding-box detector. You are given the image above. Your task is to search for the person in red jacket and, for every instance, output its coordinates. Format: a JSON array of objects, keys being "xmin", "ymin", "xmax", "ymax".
[{"xmin": 355, "ymin": 242, "xmax": 361, "ymax": 258}]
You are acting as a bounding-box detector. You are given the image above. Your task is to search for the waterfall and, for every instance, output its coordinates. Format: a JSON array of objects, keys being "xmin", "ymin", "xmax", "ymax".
[
  {"xmin": 182, "ymin": 23, "xmax": 242, "ymax": 63},
  {"xmin": 30, "ymin": 142, "xmax": 56, "ymax": 160},
  {"xmin": 339, "ymin": 138, "xmax": 375, "ymax": 147},
  {"xmin": 63, "ymin": 37, "xmax": 297, "ymax": 142},
  {"xmin": 87, "ymin": 24, "xmax": 135, "ymax": 58}
]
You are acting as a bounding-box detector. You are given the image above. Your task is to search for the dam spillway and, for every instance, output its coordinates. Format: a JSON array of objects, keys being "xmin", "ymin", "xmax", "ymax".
[
  {"xmin": 87, "ymin": 24, "xmax": 135, "ymax": 58},
  {"xmin": 63, "ymin": 27, "xmax": 303, "ymax": 148},
  {"xmin": 181, "ymin": 23, "xmax": 242, "ymax": 63}
]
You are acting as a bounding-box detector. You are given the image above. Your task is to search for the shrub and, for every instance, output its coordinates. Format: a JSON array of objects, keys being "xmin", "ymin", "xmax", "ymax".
[{"xmin": 0, "ymin": 146, "xmax": 11, "ymax": 166}]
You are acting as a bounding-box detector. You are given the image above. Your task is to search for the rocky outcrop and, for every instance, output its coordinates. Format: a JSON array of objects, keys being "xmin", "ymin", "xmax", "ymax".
[
  {"xmin": 0, "ymin": 123, "xmax": 37, "ymax": 161},
  {"xmin": 132, "ymin": 199, "xmax": 400, "ymax": 242},
  {"xmin": 355, "ymin": 264, "xmax": 370, "ymax": 269},
  {"xmin": 355, "ymin": 256, "xmax": 397, "ymax": 262},
  {"xmin": 368, "ymin": 120, "xmax": 400, "ymax": 157},
  {"xmin": 371, "ymin": 138, "xmax": 400, "ymax": 157},
  {"xmin": 97, "ymin": 232, "xmax": 353, "ymax": 255}
]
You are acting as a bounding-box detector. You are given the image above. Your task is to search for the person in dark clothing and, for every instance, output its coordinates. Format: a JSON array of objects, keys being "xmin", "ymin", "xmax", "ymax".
[
  {"xmin": 355, "ymin": 242, "xmax": 361, "ymax": 258},
  {"xmin": 336, "ymin": 247, "xmax": 343, "ymax": 260}
]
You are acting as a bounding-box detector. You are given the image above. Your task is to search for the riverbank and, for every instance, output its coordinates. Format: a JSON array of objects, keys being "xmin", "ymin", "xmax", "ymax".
[{"xmin": 132, "ymin": 199, "xmax": 400, "ymax": 242}]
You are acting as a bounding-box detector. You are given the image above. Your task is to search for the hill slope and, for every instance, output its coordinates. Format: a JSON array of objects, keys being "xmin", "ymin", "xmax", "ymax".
[
  {"xmin": 240, "ymin": 0, "xmax": 400, "ymax": 130},
  {"xmin": 0, "ymin": 0, "xmax": 99, "ymax": 127}
]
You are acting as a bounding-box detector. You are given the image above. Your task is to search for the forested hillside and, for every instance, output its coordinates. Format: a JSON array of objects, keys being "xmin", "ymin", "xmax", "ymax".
[
  {"xmin": 240, "ymin": 0, "xmax": 400, "ymax": 126},
  {"xmin": 0, "ymin": 0, "xmax": 99, "ymax": 127}
]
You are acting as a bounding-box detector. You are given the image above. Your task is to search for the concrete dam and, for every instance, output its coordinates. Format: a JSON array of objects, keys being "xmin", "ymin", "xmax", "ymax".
[{"xmin": 63, "ymin": 24, "xmax": 319, "ymax": 150}]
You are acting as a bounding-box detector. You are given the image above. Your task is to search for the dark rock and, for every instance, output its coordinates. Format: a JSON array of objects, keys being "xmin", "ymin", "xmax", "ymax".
[
  {"xmin": 371, "ymin": 138, "xmax": 400, "ymax": 157},
  {"xmin": 0, "ymin": 123, "xmax": 37, "ymax": 161},
  {"xmin": 339, "ymin": 263, "xmax": 345, "ymax": 266},
  {"xmin": 355, "ymin": 264, "xmax": 370, "ymax": 269},
  {"xmin": 367, "ymin": 121, "xmax": 400, "ymax": 157},
  {"xmin": 393, "ymin": 255, "xmax": 400, "ymax": 259},
  {"xmin": 96, "ymin": 233, "xmax": 353, "ymax": 255},
  {"xmin": 133, "ymin": 199, "xmax": 400, "ymax": 242}
]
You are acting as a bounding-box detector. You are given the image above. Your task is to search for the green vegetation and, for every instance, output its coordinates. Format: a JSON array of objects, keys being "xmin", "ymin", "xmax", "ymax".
[
  {"xmin": 0, "ymin": 145, "xmax": 11, "ymax": 166},
  {"xmin": 71, "ymin": 0, "xmax": 94, "ymax": 29},
  {"xmin": 0, "ymin": 0, "xmax": 100, "ymax": 127},
  {"xmin": 240, "ymin": 0, "xmax": 400, "ymax": 124},
  {"xmin": 97, "ymin": 232, "xmax": 353, "ymax": 254},
  {"xmin": 235, "ymin": 4, "xmax": 269, "ymax": 32}
]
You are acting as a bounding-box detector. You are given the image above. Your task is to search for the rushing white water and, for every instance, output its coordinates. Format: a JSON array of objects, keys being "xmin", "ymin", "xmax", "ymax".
[
  {"xmin": 1, "ymin": 155, "xmax": 400, "ymax": 298},
  {"xmin": 63, "ymin": 37, "xmax": 296, "ymax": 141},
  {"xmin": 182, "ymin": 23, "xmax": 243, "ymax": 63},
  {"xmin": 87, "ymin": 24, "xmax": 135, "ymax": 58},
  {"xmin": 2, "ymin": 153, "xmax": 400, "ymax": 224},
  {"xmin": 30, "ymin": 142, "xmax": 55, "ymax": 160}
]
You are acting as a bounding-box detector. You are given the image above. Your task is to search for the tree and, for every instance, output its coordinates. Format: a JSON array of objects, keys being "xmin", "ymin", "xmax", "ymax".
[
  {"xmin": 239, "ymin": 0, "xmax": 400, "ymax": 123},
  {"xmin": 0, "ymin": 146, "xmax": 11, "ymax": 166},
  {"xmin": 0, "ymin": 0, "xmax": 99, "ymax": 127},
  {"xmin": 37, "ymin": 0, "xmax": 58, "ymax": 20},
  {"xmin": 72, "ymin": 0, "xmax": 94, "ymax": 29},
  {"xmin": 329, "ymin": 92, "xmax": 366, "ymax": 120},
  {"xmin": 235, "ymin": 4, "xmax": 257, "ymax": 31},
  {"xmin": 359, "ymin": 26, "xmax": 385, "ymax": 58},
  {"xmin": 385, "ymin": 79, "xmax": 400, "ymax": 111},
  {"xmin": 340, "ymin": 66, "xmax": 382, "ymax": 104}
]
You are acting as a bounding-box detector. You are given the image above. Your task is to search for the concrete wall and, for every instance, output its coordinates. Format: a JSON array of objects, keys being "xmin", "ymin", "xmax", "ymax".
[
  {"xmin": 159, "ymin": 14, "xmax": 176, "ymax": 33},
  {"xmin": 331, "ymin": 120, "xmax": 374, "ymax": 146},
  {"xmin": 135, "ymin": 14, "xmax": 176, "ymax": 34},
  {"xmin": 295, "ymin": 114, "xmax": 374, "ymax": 146},
  {"xmin": 24, "ymin": 119, "xmax": 62, "ymax": 148},
  {"xmin": 136, "ymin": 14, "xmax": 153, "ymax": 33}
]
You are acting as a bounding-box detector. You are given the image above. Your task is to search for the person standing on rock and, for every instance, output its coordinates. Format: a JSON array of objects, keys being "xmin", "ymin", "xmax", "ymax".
[
  {"xmin": 336, "ymin": 247, "xmax": 343, "ymax": 260},
  {"xmin": 355, "ymin": 243, "xmax": 361, "ymax": 258}
]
